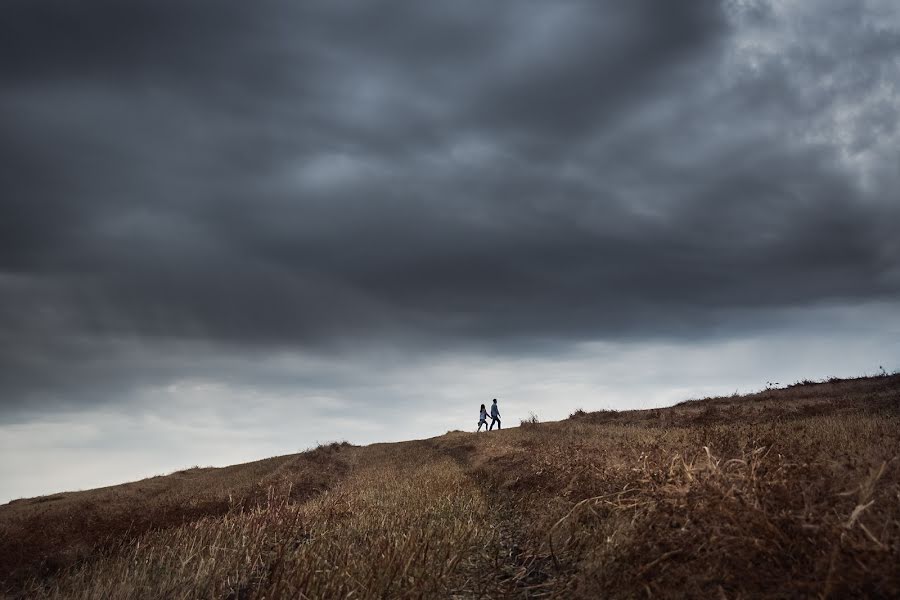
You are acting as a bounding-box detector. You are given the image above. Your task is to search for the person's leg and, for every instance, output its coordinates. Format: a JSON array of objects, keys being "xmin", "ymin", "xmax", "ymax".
[
  {"xmin": 489, "ymin": 417, "xmax": 496, "ymax": 430},
  {"xmin": 497, "ymin": 418, "xmax": 501, "ymax": 430}
]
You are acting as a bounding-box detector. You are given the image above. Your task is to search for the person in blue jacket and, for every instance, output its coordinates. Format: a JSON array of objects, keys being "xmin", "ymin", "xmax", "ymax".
[{"xmin": 489, "ymin": 398, "xmax": 501, "ymax": 430}]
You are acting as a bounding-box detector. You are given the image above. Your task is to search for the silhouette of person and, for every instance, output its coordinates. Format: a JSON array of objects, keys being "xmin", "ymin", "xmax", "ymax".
[
  {"xmin": 489, "ymin": 398, "xmax": 501, "ymax": 430},
  {"xmin": 477, "ymin": 403, "xmax": 489, "ymax": 432}
]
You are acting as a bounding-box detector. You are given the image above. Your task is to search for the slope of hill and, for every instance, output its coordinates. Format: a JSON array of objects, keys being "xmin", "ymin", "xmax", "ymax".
[{"xmin": 2, "ymin": 375, "xmax": 898, "ymax": 598}]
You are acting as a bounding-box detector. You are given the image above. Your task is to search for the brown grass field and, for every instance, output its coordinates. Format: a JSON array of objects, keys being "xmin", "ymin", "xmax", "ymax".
[{"xmin": 1, "ymin": 375, "xmax": 898, "ymax": 599}]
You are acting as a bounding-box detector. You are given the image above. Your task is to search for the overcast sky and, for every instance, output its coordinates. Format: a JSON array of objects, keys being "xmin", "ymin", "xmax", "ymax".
[{"xmin": 2, "ymin": 0, "xmax": 899, "ymax": 503}]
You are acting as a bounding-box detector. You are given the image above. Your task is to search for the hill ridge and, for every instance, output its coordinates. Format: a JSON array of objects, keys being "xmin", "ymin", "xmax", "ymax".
[{"xmin": 2, "ymin": 374, "xmax": 898, "ymax": 598}]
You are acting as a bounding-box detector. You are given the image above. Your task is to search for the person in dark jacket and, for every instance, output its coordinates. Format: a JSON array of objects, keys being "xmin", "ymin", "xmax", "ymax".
[{"xmin": 489, "ymin": 398, "xmax": 501, "ymax": 430}]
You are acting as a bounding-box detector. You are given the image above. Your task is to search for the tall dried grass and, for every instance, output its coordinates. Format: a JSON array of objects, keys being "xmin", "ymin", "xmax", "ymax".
[{"xmin": 16, "ymin": 450, "xmax": 512, "ymax": 599}]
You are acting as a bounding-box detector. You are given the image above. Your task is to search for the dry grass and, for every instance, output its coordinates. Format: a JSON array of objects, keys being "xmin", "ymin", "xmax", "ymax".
[
  {"xmin": 2, "ymin": 375, "xmax": 899, "ymax": 598},
  {"xmin": 18, "ymin": 451, "xmax": 509, "ymax": 599}
]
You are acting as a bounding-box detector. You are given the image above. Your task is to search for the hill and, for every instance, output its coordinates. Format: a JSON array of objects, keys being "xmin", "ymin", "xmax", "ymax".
[{"xmin": 2, "ymin": 375, "xmax": 899, "ymax": 598}]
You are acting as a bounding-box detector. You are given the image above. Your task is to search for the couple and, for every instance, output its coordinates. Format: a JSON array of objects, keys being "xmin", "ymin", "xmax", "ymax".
[{"xmin": 477, "ymin": 398, "xmax": 501, "ymax": 432}]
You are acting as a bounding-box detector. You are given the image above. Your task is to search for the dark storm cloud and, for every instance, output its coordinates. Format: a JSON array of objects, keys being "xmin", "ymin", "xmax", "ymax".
[{"xmin": 1, "ymin": 0, "xmax": 899, "ymax": 411}]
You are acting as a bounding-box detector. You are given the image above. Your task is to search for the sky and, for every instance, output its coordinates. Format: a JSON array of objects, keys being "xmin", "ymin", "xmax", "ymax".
[{"xmin": 1, "ymin": 0, "xmax": 899, "ymax": 503}]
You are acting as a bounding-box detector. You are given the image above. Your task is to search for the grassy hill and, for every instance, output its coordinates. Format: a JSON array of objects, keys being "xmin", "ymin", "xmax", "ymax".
[{"xmin": 2, "ymin": 375, "xmax": 898, "ymax": 598}]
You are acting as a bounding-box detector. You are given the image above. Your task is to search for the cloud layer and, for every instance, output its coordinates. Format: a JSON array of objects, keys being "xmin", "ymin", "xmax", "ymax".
[{"xmin": 1, "ymin": 1, "xmax": 898, "ymax": 453}]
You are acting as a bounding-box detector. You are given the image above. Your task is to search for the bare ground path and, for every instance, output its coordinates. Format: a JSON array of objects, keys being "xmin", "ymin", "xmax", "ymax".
[{"xmin": 423, "ymin": 437, "xmax": 557, "ymax": 598}]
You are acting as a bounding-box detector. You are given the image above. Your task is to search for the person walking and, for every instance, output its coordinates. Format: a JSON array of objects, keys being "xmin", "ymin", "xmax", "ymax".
[
  {"xmin": 477, "ymin": 403, "xmax": 489, "ymax": 432},
  {"xmin": 489, "ymin": 398, "xmax": 501, "ymax": 430}
]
